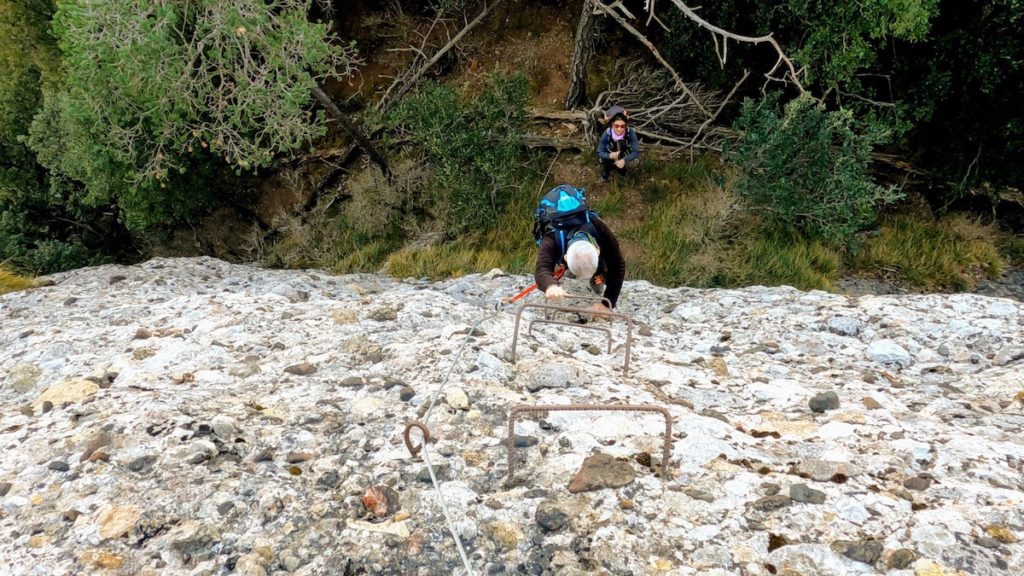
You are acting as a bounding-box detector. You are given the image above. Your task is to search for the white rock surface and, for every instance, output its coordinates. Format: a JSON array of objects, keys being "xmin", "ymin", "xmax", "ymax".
[{"xmin": 0, "ymin": 257, "xmax": 1022, "ymax": 575}]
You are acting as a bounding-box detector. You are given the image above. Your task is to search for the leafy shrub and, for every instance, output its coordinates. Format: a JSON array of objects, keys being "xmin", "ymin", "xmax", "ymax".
[
  {"xmin": 730, "ymin": 94, "xmax": 902, "ymax": 246},
  {"xmin": 387, "ymin": 72, "xmax": 528, "ymax": 233}
]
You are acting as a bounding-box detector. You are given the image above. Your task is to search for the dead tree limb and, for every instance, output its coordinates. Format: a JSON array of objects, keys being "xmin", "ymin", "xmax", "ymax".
[
  {"xmin": 310, "ymin": 85, "xmax": 392, "ymax": 178},
  {"xmin": 593, "ymin": 1, "xmax": 712, "ymax": 118},
  {"xmin": 375, "ymin": 0, "xmax": 504, "ymax": 114},
  {"xmin": 661, "ymin": 0, "xmax": 807, "ymax": 93},
  {"xmin": 688, "ymin": 68, "xmax": 750, "ymax": 146},
  {"xmin": 565, "ymin": 0, "xmax": 600, "ymax": 109}
]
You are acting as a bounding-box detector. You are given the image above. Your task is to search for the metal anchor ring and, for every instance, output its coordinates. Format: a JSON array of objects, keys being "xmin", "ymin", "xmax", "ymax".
[{"xmin": 403, "ymin": 420, "xmax": 433, "ymax": 458}]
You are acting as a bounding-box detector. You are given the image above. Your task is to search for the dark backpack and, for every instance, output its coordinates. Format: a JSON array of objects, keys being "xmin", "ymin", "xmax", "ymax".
[{"xmin": 532, "ymin": 184, "xmax": 598, "ymax": 255}]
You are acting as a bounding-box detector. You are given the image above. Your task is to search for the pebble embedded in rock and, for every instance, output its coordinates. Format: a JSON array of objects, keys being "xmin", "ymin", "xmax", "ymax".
[
  {"xmin": 749, "ymin": 495, "xmax": 791, "ymax": 512},
  {"xmin": 861, "ymin": 396, "xmax": 883, "ymax": 409},
  {"xmin": 527, "ymin": 363, "xmax": 581, "ymax": 392},
  {"xmin": 567, "ymin": 453, "xmax": 636, "ymax": 493},
  {"xmin": 903, "ymin": 475, "xmax": 932, "ymax": 491},
  {"xmin": 976, "ymin": 536, "xmax": 1002, "ymax": 549},
  {"xmin": 789, "ymin": 483, "xmax": 826, "ymax": 504},
  {"xmin": 285, "ymin": 452, "xmax": 314, "ymax": 464},
  {"xmin": 830, "ymin": 539, "xmax": 882, "ymax": 565},
  {"xmin": 444, "ymin": 387, "xmax": 470, "ymax": 410},
  {"xmin": 883, "ymin": 548, "xmax": 917, "ymax": 569},
  {"xmin": 340, "ymin": 375, "xmax": 367, "ymax": 387},
  {"xmin": 826, "ymin": 316, "xmax": 863, "ymax": 336},
  {"xmin": 534, "ymin": 502, "xmax": 569, "ymax": 532},
  {"xmin": 48, "ymin": 460, "xmax": 70, "ymax": 472},
  {"xmin": 808, "ymin": 391, "xmax": 840, "ymax": 413},
  {"xmin": 284, "ymin": 362, "xmax": 316, "ymax": 376},
  {"xmin": 514, "ymin": 435, "xmax": 538, "ymax": 448},
  {"xmin": 127, "ymin": 455, "xmax": 158, "ymax": 473},
  {"xmin": 684, "ymin": 489, "xmax": 715, "ymax": 503},
  {"xmin": 866, "ymin": 339, "xmax": 912, "ymax": 367}
]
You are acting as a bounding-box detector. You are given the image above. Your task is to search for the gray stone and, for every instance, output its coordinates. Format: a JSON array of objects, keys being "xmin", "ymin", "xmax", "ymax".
[
  {"xmin": 866, "ymin": 339, "xmax": 912, "ymax": 367},
  {"xmin": 831, "ymin": 539, "xmax": 882, "ymax": 564},
  {"xmin": 884, "ymin": 548, "xmax": 917, "ymax": 569},
  {"xmin": 169, "ymin": 522, "xmax": 220, "ymax": 560},
  {"xmin": 0, "ymin": 482, "xmax": 11, "ymax": 497},
  {"xmin": 976, "ymin": 536, "xmax": 1002, "ymax": 549},
  {"xmin": 808, "ymin": 391, "xmax": 840, "ymax": 413},
  {"xmin": 795, "ymin": 459, "xmax": 860, "ymax": 482},
  {"xmin": 684, "ymin": 489, "xmax": 715, "ymax": 502},
  {"xmin": 128, "ymin": 455, "xmax": 158, "ymax": 473},
  {"xmin": 527, "ymin": 363, "xmax": 582, "ymax": 392},
  {"xmin": 6, "ymin": 363, "xmax": 41, "ymax": 393},
  {"xmin": 826, "ymin": 316, "xmax": 863, "ymax": 336},
  {"xmin": 789, "ymin": 483, "xmax": 826, "ymax": 504},
  {"xmin": 749, "ymin": 495, "xmax": 791, "ymax": 512},
  {"xmin": 284, "ymin": 362, "xmax": 316, "ymax": 376},
  {"xmin": 48, "ymin": 460, "xmax": 70, "ymax": 472},
  {"xmin": 210, "ymin": 415, "xmax": 238, "ymax": 438},
  {"xmin": 534, "ymin": 502, "xmax": 570, "ymax": 532},
  {"xmin": 514, "ymin": 435, "xmax": 538, "ymax": 448},
  {"xmin": 903, "ymin": 475, "xmax": 932, "ymax": 491}
]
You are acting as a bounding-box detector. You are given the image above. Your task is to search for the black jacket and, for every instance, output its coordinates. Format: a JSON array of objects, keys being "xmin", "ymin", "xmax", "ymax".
[{"xmin": 534, "ymin": 217, "xmax": 625, "ymax": 307}]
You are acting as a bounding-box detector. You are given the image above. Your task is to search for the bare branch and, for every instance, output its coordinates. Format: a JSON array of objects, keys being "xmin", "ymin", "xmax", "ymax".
[
  {"xmin": 592, "ymin": 0, "xmax": 712, "ymax": 118},
  {"xmin": 689, "ymin": 68, "xmax": 750, "ymax": 147},
  {"xmin": 665, "ymin": 0, "xmax": 807, "ymax": 93},
  {"xmin": 375, "ymin": 0, "xmax": 504, "ymax": 114}
]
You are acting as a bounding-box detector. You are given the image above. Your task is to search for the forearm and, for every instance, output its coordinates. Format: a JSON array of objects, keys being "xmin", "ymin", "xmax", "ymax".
[{"xmin": 534, "ymin": 240, "xmax": 559, "ymax": 292}]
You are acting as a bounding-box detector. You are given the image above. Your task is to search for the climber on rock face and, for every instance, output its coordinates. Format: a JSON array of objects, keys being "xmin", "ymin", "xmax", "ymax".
[{"xmin": 533, "ymin": 184, "xmax": 626, "ymax": 318}]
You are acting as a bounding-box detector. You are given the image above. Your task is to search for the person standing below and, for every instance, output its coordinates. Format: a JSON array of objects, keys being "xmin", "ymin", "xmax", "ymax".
[{"xmin": 597, "ymin": 107, "xmax": 640, "ymax": 182}]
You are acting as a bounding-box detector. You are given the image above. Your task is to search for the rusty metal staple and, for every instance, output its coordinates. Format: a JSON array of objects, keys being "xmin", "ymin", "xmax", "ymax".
[
  {"xmin": 403, "ymin": 420, "xmax": 432, "ymax": 458},
  {"xmin": 505, "ymin": 404, "xmax": 673, "ymax": 486},
  {"xmin": 511, "ymin": 300, "xmax": 635, "ymax": 373}
]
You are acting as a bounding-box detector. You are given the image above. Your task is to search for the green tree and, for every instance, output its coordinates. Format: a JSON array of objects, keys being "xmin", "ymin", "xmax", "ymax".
[
  {"xmin": 29, "ymin": 0, "xmax": 360, "ymax": 230},
  {"xmin": 387, "ymin": 73, "xmax": 528, "ymax": 233}
]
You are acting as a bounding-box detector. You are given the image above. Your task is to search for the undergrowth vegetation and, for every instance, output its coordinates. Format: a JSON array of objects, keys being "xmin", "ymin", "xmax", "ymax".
[
  {"xmin": 0, "ymin": 265, "xmax": 33, "ymax": 295},
  {"xmin": 852, "ymin": 215, "xmax": 1006, "ymax": 290}
]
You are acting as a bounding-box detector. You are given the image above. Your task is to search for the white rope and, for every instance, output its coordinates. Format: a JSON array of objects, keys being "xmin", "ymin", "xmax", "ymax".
[{"xmin": 413, "ymin": 304, "xmax": 507, "ymax": 576}]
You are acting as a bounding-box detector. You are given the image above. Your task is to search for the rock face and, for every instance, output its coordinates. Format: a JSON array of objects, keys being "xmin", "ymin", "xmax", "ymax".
[{"xmin": 1, "ymin": 257, "xmax": 1023, "ymax": 575}]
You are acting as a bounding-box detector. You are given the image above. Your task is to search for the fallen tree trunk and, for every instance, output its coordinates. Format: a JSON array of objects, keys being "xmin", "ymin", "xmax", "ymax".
[{"xmin": 311, "ymin": 86, "xmax": 392, "ymax": 178}]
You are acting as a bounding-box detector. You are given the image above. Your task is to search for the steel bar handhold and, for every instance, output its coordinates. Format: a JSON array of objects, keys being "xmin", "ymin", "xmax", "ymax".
[
  {"xmin": 403, "ymin": 420, "xmax": 433, "ymax": 459},
  {"xmin": 511, "ymin": 301, "xmax": 635, "ymax": 373},
  {"xmin": 505, "ymin": 403, "xmax": 673, "ymax": 487}
]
